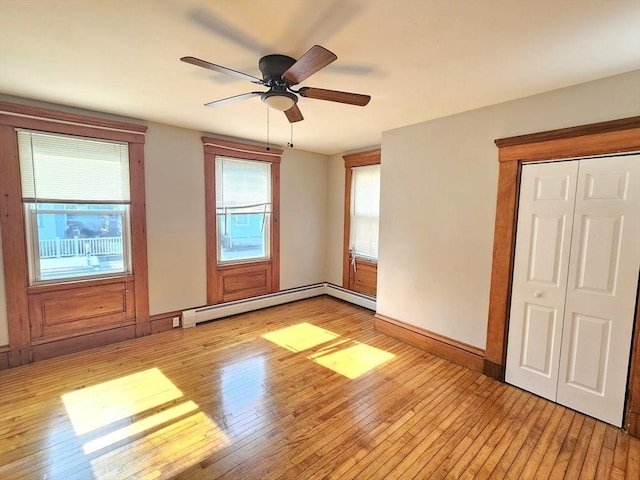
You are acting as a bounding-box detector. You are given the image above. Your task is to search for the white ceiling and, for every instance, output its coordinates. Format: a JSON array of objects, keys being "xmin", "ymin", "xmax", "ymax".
[{"xmin": 1, "ymin": 0, "xmax": 639, "ymax": 155}]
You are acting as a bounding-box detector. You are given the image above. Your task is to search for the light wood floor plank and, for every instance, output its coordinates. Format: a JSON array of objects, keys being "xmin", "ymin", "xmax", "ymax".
[
  {"xmin": 596, "ymin": 427, "xmax": 618, "ymax": 479},
  {"xmin": 533, "ymin": 409, "xmax": 576, "ymax": 479},
  {"xmin": 497, "ymin": 399, "xmax": 556, "ymax": 479},
  {"xmin": 564, "ymin": 416, "xmax": 597, "ymax": 479},
  {"xmin": 429, "ymin": 385, "xmax": 523, "ymax": 479},
  {"xmin": 458, "ymin": 393, "xmax": 538, "ymax": 478},
  {"xmin": 510, "ymin": 401, "xmax": 565, "ymax": 480},
  {"xmin": 611, "ymin": 431, "xmax": 630, "ymax": 480},
  {"xmin": 1, "ymin": 297, "xmax": 638, "ymax": 480}
]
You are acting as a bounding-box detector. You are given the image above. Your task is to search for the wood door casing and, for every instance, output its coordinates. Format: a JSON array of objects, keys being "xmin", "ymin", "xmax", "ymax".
[{"xmin": 484, "ymin": 115, "xmax": 640, "ymax": 436}]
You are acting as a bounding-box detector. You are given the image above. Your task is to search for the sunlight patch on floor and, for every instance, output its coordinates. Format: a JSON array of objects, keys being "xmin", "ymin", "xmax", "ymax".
[
  {"xmin": 308, "ymin": 342, "xmax": 395, "ymax": 379},
  {"xmin": 89, "ymin": 410, "xmax": 229, "ymax": 479},
  {"xmin": 261, "ymin": 322, "xmax": 340, "ymax": 352},
  {"xmin": 61, "ymin": 367, "xmax": 230, "ymax": 479},
  {"xmin": 61, "ymin": 367, "xmax": 183, "ymax": 435},
  {"xmin": 263, "ymin": 323, "xmax": 395, "ymax": 379},
  {"xmin": 83, "ymin": 400, "xmax": 199, "ymax": 454}
]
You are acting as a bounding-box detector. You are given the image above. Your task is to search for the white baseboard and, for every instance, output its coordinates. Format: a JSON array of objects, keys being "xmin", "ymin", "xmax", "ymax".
[
  {"xmin": 324, "ymin": 284, "xmax": 376, "ymax": 311},
  {"xmin": 182, "ymin": 283, "xmax": 375, "ymax": 328}
]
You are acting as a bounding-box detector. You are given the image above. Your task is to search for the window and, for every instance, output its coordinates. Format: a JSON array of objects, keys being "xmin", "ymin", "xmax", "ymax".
[
  {"xmin": 342, "ymin": 149, "xmax": 380, "ymax": 296},
  {"xmin": 0, "ymin": 101, "xmax": 149, "ymax": 367},
  {"xmin": 17, "ymin": 130, "xmax": 131, "ymax": 284},
  {"xmin": 350, "ymin": 164, "xmax": 380, "ymax": 260},
  {"xmin": 215, "ymin": 157, "xmax": 271, "ymax": 263},
  {"xmin": 203, "ymin": 137, "xmax": 281, "ymax": 304}
]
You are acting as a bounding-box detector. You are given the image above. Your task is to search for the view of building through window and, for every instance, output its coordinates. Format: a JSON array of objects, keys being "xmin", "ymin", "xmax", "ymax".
[
  {"xmin": 27, "ymin": 203, "xmax": 129, "ymax": 281},
  {"xmin": 215, "ymin": 157, "xmax": 271, "ymax": 263}
]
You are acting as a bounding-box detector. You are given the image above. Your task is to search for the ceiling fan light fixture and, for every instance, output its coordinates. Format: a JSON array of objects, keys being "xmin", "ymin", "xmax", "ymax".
[{"xmin": 261, "ymin": 90, "xmax": 297, "ymax": 111}]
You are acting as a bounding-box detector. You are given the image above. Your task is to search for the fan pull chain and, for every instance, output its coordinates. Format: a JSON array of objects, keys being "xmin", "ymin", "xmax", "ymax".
[
  {"xmin": 266, "ymin": 107, "xmax": 270, "ymax": 151},
  {"xmin": 288, "ymin": 123, "xmax": 294, "ymax": 148}
]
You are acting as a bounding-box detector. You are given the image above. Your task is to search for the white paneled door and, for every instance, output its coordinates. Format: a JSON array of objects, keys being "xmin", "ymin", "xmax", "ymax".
[
  {"xmin": 506, "ymin": 154, "xmax": 640, "ymax": 426},
  {"xmin": 506, "ymin": 161, "xmax": 578, "ymax": 401}
]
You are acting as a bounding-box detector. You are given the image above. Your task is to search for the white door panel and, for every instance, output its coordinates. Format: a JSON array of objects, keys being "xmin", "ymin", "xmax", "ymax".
[
  {"xmin": 557, "ymin": 155, "xmax": 640, "ymax": 426},
  {"xmin": 506, "ymin": 161, "xmax": 578, "ymax": 401},
  {"xmin": 507, "ymin": 154, "xmax": 639, "ymax": 427}
]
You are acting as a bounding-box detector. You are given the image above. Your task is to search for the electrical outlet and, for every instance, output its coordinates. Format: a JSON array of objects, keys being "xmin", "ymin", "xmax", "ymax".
[{"xmin": 172, "ymin": 317, "xmax": 180, "ymax": 328}]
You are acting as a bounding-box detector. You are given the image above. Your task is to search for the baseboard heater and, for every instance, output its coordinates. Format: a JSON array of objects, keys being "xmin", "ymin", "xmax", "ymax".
[{"xmin": 181, "ymin": 283, "xmax": 376, "ymax": 328}]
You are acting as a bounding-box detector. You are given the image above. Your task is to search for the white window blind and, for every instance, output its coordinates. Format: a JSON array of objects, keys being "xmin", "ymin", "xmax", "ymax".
[
  {"xmin": 17, "ymin": 130, "xmax": 130, "ymax": 203},
  {"xmin": 350, "ymin": 164, "xmax": 380, "ymax": 259},
  {"xmin": 215, "ymin": 157, "xmax": 271, "ymax": 213}
]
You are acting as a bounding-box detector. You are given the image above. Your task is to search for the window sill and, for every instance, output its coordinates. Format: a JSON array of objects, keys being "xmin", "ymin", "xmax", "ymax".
[
  {"xmin": 216, "ymin": 258, "xmax": 271, "ymax": 269},
  {"xmin": 27, "ymin": 274, "xmax": 134, "ymax": 294}
]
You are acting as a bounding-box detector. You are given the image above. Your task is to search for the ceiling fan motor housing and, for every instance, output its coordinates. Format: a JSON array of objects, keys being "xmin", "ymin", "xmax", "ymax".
[{"xmin": 259, "ymin": 54, "xmax": 296, "ymax": 85}]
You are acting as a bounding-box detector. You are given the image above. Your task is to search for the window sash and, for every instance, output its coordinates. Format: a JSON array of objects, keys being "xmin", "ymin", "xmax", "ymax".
[
  {"xmin": 216, "ymin": 212, "xmax": 270, "ymax": 263},
  {"xmin": 18, "ymin": 129, "xmax": 130, "ymax": 203},
  {"xmin": 350, "ymin": 164, "xmax": 380, "ymax": 260},
  {"xmin": 215, "ymin": 157, "xmax": 271, "ymax": 212},
  {"xmin": 25, "ymin": 203, "xmax": 132, "ymax": 284},
  {"xmin": 215, "ymin": 156, "xmax": 272, "ymax": 264}
]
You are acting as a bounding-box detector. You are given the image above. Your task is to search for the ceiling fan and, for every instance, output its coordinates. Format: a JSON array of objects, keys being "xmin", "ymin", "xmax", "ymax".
[{"xmin": 181, "ymin": 45, "xmax": 371, "ymax": 123}]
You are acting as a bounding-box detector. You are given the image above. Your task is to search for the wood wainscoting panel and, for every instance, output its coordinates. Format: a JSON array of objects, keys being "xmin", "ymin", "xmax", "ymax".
[
  {"xmin": 217, "ymin": 262, "xmax": 272, "ymax": 303},
  {"xmin": 28, "ymin": 278, "xmax": 135, "ymax": 341},
  {"xmin": 375, "ymin": 313, "xmax": 485, "ymax": 372},
  {"xmin": 31, "ymin": 325, "xmax": 136, "ymax": 362},
  {"xmin": 349, "ymin": 258, "xmax": 378, "ymax": 296}
]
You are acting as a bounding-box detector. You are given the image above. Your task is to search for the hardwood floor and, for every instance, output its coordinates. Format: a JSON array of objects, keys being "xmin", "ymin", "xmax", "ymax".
[{"xmin": 0, "ymin": 296, "xmax": 638, "ymax": 479}]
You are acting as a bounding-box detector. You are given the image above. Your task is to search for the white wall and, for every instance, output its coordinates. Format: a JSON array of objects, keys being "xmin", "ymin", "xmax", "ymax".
[
  {"xmin": 280, "ymin": 149, "xmax": 329, "ymax": 289},
  {"xmin": 325, "ymin": 153, "xmax": 346, "ymax": 285},
  {"xmin": 144, "ymin": 122, "xmax": 208, "ymax": 314},
  {"xmin": 376, "ymin": 70, "xmax": 640, "ymax": 349}
]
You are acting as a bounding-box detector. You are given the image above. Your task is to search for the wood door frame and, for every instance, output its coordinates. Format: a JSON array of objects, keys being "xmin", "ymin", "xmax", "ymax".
[
  {"xmin": 202, "ymin": 137, "xmax": 281, "ymax": 304},
  {"xmin": 342, "ymin": 149, "xmax": 381, "ymax": 290},
  {"xmin": 483, "ymin": 115, "xmax": 640, "ymax": 435}
]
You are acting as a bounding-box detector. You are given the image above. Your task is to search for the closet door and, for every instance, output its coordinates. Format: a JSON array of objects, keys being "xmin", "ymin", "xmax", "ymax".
[
  {"xmin": 505, "ymin": 161, "xmax": 578, "ymax": 401},
  {"xmin": 557, "ymin": 154, "xmax": 640, "ymax": 426}
]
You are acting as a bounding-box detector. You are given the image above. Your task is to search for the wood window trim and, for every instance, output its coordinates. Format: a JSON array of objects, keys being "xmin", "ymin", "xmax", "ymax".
[
  {"xmin": 202, "ymin": 137, "xmax": 281, "ymax": 304},
  {"xmin": 484, "ymin": 115, "xmax": 640, "ymax": 436},
  {"xmin": 0, "ymin": 101, "xmax": 149, "ymax": 366},
  {"xmin": 342, "ymin": 149, "xmax": 381, "ymax": 289}
]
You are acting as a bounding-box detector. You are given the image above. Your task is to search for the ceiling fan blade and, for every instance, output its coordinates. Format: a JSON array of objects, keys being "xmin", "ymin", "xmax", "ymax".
[
  {"xmin": 282, "ymin": 45, "xmax": 337, "ymax": 85},
  {"xmin": 181, "ymin": 56, "xmax": 263, "ymax": 84},
  {"xmin": 205, "ymin": 92, "xmax": 263, "ymax": 107},
  {"xmin": 284, "ymin": 104, "xmax": 304, "ymax": 123},
  {"xmin": 188, "ymin": 8, "xmax": 269, "ymax": 55},
  {"xmin": 298, "ymin": 87, "xmax": 370, "ymax": 106}
]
